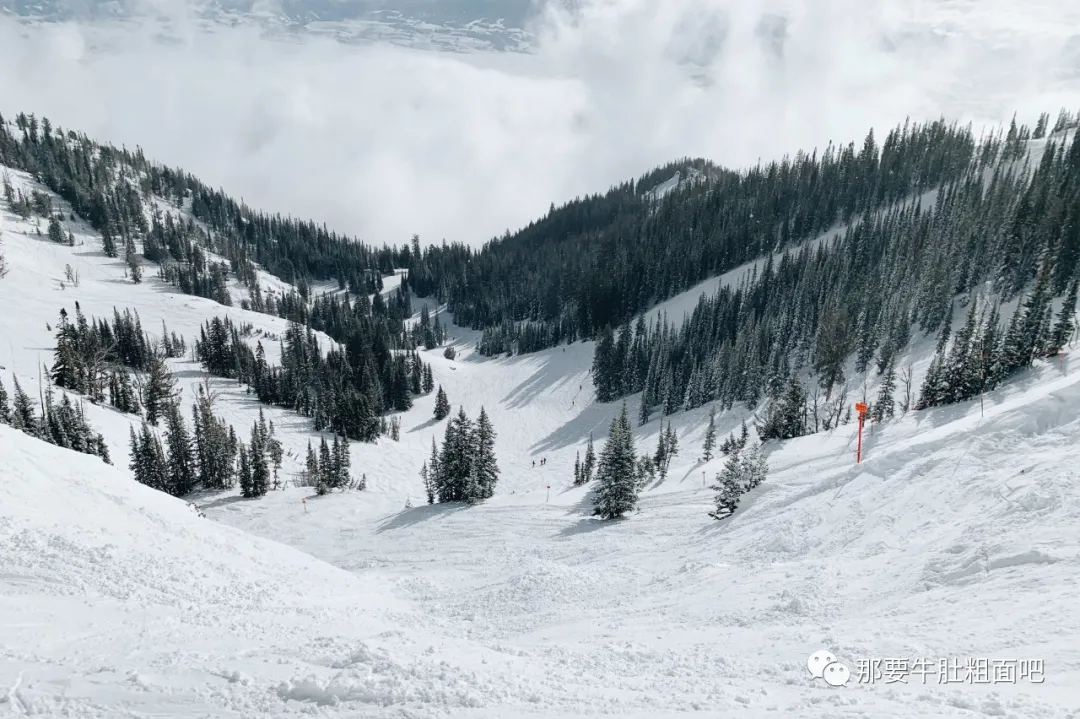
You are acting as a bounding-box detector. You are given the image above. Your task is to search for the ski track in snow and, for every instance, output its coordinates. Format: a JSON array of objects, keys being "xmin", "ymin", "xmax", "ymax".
[{"xmin": 2, "ymin": 160, "xmax": 1080, "ymax": 717}]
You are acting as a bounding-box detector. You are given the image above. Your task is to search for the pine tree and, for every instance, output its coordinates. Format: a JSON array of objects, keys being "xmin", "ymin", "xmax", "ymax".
[
  {"xmin": 47, "ymin": 215, "xmax": 64, "ymax": 244},
  {"xmin": 872, "ymin": 362, "xmax": 897, "ymax": 423},
  {"xmin": 653, "ymin": 426, "xmax": 668, "ymax": 480},
  {"xmin": 592, "ymin": 402, "xmax": 639, "ymax": 519},
  {"xmin": 1048, "ymin": 279, "xmax": 1078, "ymax": 355},
  {"xmin": 434, "ymin": 385, "xmax": 450, "ymax": 420},
  {"xmin": 472, "ymin": 406, "xmax": 499, "ymax": 500},
  {"xmin": 438, "ymin": 407, "xmax": 475, "ymax": 502},
  {"xmin": 0, "ymin": 377, "xmax": 10, "ymax": 425},
  {"xmin": 702, "ymin": 407, "xmax": 716, "ymax": 462},
  {"xmin": 125, "ymin": 238, "xmax": 142, "ymax": 284},
  {"xmin": 582, "ymin": 433, "xmax": 596, "ymax": 482},
  {"xmin": 305, "ymin": 440, "xmax": 320, "ymax": 489},
  {"xmin": 101, "ymin": 225, "xmax": 117, "ymax": 258},
  {"xmin": 741, "ymin": 442, "xmax": 768, "ymax": 491},
  {"xmin": 422, "ymin": 364, "xmax": 434, "ymax": 394},
  {"xmin": 317, "ymin": 436, "xmax": 332, "ymax": 495},
  {"xmin": 738, "ymin": 419, "xmax": 748, "ymax": 450},
  {"xmin": 421, "ymin": 461, "xmax": 435, "ymax": 504},
  {"xmin": 573, "ymin": 451, "xmax": 583, "ymax": 485},
  {"xmin": 267, "ymin": 421, "xmax": 284, "ymax": 489},
  {"xmin": 163, "ymin": 401, "xmax": 197, "ymax": 496},
  {"xmin": 142, "ymin": 354, "xmax": 175, "ymax": 426},
  {"xmin": 237, "ymin": 443, "xmax": 253, "ymax": 498},
  {"xmin": 10, "ymin": 376, "xmax": 38, "ymax": 436},
  {"xmin": 637, "ymin": 393, "xmax": 651, "ymax": 426},
  {"xmin": 709, "ymin": 452, "xmax": 744, "ymax": 520},
  {"xmin": 428, "ymin": 438, "xmax": 442, "ymax": 501}
]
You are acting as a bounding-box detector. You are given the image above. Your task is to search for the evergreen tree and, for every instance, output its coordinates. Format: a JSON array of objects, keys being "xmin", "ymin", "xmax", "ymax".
[
  {"xmin": 101, "ymin": 225, "xmax": 117, "ymax": 258},
  {"xmin": 582, "ymin": 433, "xmax": 596, "ymax": 482},
  {"xmin": 472, "ymin": 406, "xmax": 499, "ymax": 500},
  {"xmin": 421, "ymin": 461, "xmax": 435, "ymax": 504},
  {"xmin": 317, "ymin": 436, "xmax": 332, "ymax": 495},
  {"xmin": 1048, "ymin": 279, "xmax": 1078, "ymax": 355},
  {"xmin": 0, "ymin": 377, "xmax": 10, "ymax": 425},
  {"xmin": 702, "ymin": 407, "xmax": 716, "ymax": 462},
  {"xmin": 163, "ymin": 400, "xmax": 197, "ymax": 496},
  {"xmin": 237, "ymin": 443, "xmax": 253, "ymax": 498},
  {"xmin": 437, "ymin": 407, "xmax": 475, "ymax": 502},
  {"xmin": 872, "ymin": 362, "xmax": 897, "ymax": 423},
  {"xmin": 10, "ymin": 376, "xmax": 38, "ymax": 436},
  {"xmin": 592, "ymin": 402, "xmax": 639, "ymax": 519},
  {"xmin": 434, "ymin": 385, "xmax": 450, "ymax": 420},
  {"xmin": 573, "ymin": 451, "xmax": 583, "ymax": 485},
  {"xmin": 142, "ymin": 354, "xmax": 176, "ymax": 426},
  {"xmin": 741, "ymin": 442, "xmax": 769, "ymax": 491},
  {"xmin": 305, "ymin": 440, "xmax": 321, "ymax": 489},
  {"xmin": 47, "ymin": 215, "xmax": 64, "ymax": 244},
  {"xmin": 709, "ymin": 452, "xmax": 744, "ymax": 520},
  {"xmin": 428, "ymin": 438, "xmax": 442, "ymax": 499},
  {"xmin": 125, "ymin": 238, "xmax": 142, "ymax": 283}
]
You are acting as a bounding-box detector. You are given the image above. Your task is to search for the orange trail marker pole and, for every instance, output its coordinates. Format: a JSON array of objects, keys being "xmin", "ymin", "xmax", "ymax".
[{"xmin": 854, "ymin": 402, "xmax": 868, "ymax": 463}]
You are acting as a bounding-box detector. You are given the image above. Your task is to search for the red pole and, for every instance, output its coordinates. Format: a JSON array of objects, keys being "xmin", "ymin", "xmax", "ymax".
[{"xmin": 856, "ymin": 412, "xmax": 864, "ymax": 463}]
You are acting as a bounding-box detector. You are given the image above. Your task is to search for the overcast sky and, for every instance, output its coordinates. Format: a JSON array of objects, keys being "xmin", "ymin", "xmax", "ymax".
[{"xmin": 2, "ymin": 0, "xmax": 1079, "ymax": 248}]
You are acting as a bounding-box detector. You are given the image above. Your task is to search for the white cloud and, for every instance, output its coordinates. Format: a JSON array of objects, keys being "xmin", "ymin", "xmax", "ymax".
[{"xmin": 1, "ymin": 0, "xmax": 1078, "ymax": 247}]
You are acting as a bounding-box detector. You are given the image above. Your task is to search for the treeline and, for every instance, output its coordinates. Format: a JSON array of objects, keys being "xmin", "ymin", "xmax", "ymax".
[
  {"xmin": 590, "ymin": 113, "xmax": 1080, "ymax": 433},
  {"xmin": 0, "ymin": 374, "xmax": 111, "ymax": 463},
  {"xmin": 194, "ymin": 315, "xmax": 433, "ymax": 442},
  {"xmin": 420, "ymin": 406, "xmax": 499, "ymax": 504},
  {"xmin": 0, "ymin": 110, "xmax": 407, "ymax": 300},
  {"xmin": 410, "ymin": 119, "xmax": 986, "ymax": 355},
  {"xmin": 50, "ymin": 304, "xmax": 186, "ymax": 419}
]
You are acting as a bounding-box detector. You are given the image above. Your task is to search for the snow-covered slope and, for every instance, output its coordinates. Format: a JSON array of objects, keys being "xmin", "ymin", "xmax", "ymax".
[{"xmin": 3, "ymin": 154, "xmax": 1080, "ymax": 716}]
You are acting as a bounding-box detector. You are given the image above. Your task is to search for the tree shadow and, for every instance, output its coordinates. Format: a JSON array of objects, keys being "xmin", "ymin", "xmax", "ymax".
[
  {"xmin": 374, "ymin": 502, "xmax": 469, "ymax": 533},
  {"xmin": 408, "ymin": 416, "xmax": 442, "ymax": 434},
  {"xmin": 556, "ymin": 516, "xmax": 612, "ymax": 537},
  {"xmin": 530, "ymin": 399, "xmax": 615, "ymax": 453},
  {"xmin": 197, "ymin": 494, "xmax": 248, "ymax": 510}
]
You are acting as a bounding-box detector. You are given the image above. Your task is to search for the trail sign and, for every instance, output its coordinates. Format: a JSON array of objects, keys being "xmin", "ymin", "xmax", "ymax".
[{"xmin": 854, "ymin": 403, "xmax": 869, "ymax": 462}]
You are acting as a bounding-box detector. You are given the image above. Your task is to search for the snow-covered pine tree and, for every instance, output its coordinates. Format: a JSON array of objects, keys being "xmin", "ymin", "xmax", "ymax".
[
  {"xmin": 709, "ymin": 451, "xmax": 744, "ymax": 520},
  {"xmin": 741, "ymin": 442, "xmax": 768, "ymax": 491},
  {"xmin": 428, "ymin": 438, "xmax": 442, "ymax": 500},
  {"xmin": 434, "ymin": 385, "xmax": 450, "ymax": 420},
  {"xmin": 702, "ymin": 407, "xmax": 716, "ymax": 462},
  {"xmin": 573, "ymin": 452, "xmax": 582, "ymax": 485},
  {"xmin": 738, "ymin": 419, "xmax": 748, "ymax": 450},
  {"xmin": 592, "ymin": 401, "xmax": 639, "ymax": 519}
]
